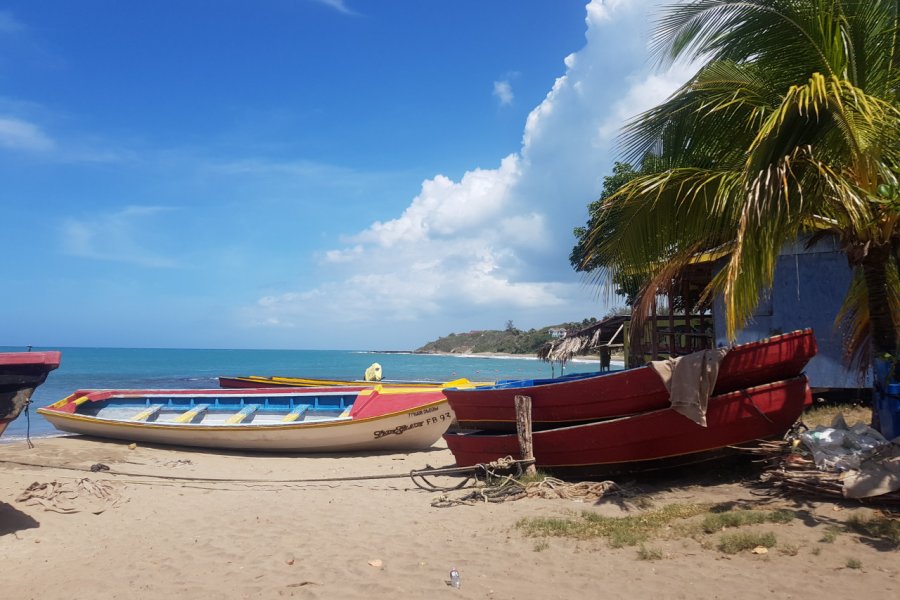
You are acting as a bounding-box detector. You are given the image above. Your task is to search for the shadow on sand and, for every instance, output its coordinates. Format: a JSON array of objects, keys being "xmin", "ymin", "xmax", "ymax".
[{"xmin": 0, "ymin": 501, "xmax": 40, "ymax": 536}]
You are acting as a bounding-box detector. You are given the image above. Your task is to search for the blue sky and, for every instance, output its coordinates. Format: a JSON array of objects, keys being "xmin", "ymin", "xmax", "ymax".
[{"xmin": 2, "ymin": 0, "xmax": 691, "ymax": 350}]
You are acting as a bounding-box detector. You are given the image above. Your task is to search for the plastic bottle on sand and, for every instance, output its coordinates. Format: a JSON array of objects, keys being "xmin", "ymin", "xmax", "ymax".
[{"xmin": 449, "ymin": 568, "xmax": 460, "ymax": 589}]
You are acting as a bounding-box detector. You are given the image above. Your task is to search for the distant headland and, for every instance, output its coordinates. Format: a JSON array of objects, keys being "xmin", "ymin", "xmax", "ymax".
[{"xmin": 411, "ymin": 319, "xmax": 599, "ymax": 356}]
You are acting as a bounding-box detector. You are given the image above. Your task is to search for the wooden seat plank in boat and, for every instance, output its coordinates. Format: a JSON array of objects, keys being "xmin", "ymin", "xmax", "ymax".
[
  {"xmin": 225, "ymin": 404, "xmax": 260, "ymax": 424},
  {"xmin": 174, "ymin": 403, "xmax": 210, "ymax": 423},
  {"xmin": 131, "ymin": 404, "xmax": 164, "ymax": 422},
  {"xmin": 281, "ymin": 404, "xmax": 311, "ymax": 422}
]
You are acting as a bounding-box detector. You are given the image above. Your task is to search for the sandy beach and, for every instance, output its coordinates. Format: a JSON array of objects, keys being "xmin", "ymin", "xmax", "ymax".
[{"xmin": 1, "ymin": 435, "xmax": 897, "ymax": 599}]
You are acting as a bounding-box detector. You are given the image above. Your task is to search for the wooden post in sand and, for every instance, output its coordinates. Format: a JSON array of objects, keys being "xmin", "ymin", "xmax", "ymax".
[{"xmin": 514, "ymin": 395, "xmax": 536, "ymax": 476}]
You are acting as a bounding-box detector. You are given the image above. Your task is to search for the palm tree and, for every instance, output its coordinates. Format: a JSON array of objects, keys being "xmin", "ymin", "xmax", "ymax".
[{"xmin": 581, "ymin": 0, "xmax": 899, "ymax": 370}]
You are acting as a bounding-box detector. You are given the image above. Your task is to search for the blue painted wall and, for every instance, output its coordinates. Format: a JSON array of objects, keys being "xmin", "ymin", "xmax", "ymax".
[{"xmin": 713, "ymin": 235, "xmax": 869, "ymax": 390}]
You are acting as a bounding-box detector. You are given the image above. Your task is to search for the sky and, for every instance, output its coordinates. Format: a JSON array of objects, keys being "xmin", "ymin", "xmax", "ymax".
[{"xmin": 1, "ymin": 0, "xmax": 692, "ymax": 350}]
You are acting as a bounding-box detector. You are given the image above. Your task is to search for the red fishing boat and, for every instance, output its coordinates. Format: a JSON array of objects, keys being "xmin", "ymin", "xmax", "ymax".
[
  {"xmin": 0, "ymin": 351, "xmax": 62, "ymax": 437},
  {"xmin": 443, "ymin": 376, "xmax": 811, "ymax": 476},
  {"xmin": 444, "ymin": 329, "xmax": 816, "ymax": 430}
]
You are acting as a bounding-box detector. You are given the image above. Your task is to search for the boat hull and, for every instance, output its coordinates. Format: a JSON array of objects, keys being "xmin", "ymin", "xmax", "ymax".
[
  {"xmin": 443, "ymin": 376, "xmax": 811, "ymax": 476},
  {"xmin": 218, "ymin": 375, "xmax": 490, "ymax": 389},
  {"xmin": 445, "ymin": 329, "xmax": 816, "ymax": 430},
  {"xmin": 0, "ymin": 351, "xmax": 62, "ymax": 437},
  {"xmin": 38, "ymin": 388, "xmax": 454, "ymax": 452}
]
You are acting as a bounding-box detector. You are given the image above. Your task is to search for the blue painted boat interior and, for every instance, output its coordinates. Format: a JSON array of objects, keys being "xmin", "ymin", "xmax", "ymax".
[{"xmin": 80, "ymin": 392, "xmax": 359, "ymax": 418}]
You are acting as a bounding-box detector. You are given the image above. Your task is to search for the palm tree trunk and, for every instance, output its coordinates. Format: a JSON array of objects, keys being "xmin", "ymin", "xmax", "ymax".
[
  {"xmin": 862, "ymin": 249, "xmax": 897, "ymax": 357},
  {"xmin": 862, "ymin": 249, "xmax": 896, "ymax": 432}
]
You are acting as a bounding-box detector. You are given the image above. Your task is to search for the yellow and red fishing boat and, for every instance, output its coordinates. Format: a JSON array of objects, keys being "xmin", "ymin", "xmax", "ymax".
[{"xmin": 39, "ymin": 386, "xmax": 454, "ymax": 452}]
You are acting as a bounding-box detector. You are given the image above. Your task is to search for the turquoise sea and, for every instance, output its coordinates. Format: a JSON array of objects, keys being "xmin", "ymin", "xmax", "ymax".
[{"xmin": 1, "ymin": 346, "xmax": 609, "ymax": 442}]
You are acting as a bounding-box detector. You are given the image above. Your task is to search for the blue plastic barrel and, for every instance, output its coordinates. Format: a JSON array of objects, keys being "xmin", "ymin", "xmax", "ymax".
[{"xmin": 873, "ymin": 359, "xmax": 900, "ymax": 440}]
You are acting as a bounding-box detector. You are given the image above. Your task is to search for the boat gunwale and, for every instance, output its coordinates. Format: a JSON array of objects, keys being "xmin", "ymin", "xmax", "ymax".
[{"xmin": 0, "ymin": 351, "xmax": 62, "ymax": 368}]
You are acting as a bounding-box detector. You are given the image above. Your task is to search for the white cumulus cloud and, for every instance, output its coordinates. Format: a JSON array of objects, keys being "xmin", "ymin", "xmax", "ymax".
[
  {"xmin": 247, "ymin": 0, "xmax": 686, "ymax": 346},
  {"xmin": 348, "ymin": 154, "xmax": 520, "ymax": 248}
]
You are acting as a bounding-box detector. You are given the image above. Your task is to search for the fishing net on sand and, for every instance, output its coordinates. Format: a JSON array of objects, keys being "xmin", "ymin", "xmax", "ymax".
[{"xmin": 16, "ymin": 478, "xmax": 127, "ymax": 514}]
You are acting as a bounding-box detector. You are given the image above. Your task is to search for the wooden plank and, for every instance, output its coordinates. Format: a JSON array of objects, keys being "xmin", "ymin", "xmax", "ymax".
[
  {"xmin": 281, "ymin": 404, "xmax": 311, "ymax": 422},
  {"xmin": 225, "ymin": 404, "xmax": 260, "ymax": 424},
  {"xmin": 174, "ymin": 403, "xmax": 210, "ymax": 423},
  {"xmin": 131, "ymin": 404, "xmax": 164, "ymax": 422},
  {"xmin": 514, "ymin": 394, "xmax": 536, "ymax": 476}
]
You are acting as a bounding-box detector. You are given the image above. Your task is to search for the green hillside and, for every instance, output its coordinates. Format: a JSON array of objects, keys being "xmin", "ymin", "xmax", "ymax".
[{"xmin": 416, "ymin": 319, "xmax": 597, "ymax": 355}]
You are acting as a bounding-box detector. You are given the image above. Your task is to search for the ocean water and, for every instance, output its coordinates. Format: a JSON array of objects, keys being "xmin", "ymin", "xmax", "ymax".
[{"xmin": 1, "ymin": 346, "xmax": 610, "ymax": 442}]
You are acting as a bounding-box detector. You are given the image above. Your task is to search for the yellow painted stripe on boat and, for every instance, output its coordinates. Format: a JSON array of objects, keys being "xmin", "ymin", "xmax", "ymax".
[
  {"xmin": 339, "ymin": 407, "xmax": 352, "ymax": 418},
  {"xmin": 281, "ymin": 404, "xmax": 311, "ymax": 422},
  {"xmin": 131, "ymin": 404, "xmax": 164, "ymax": 422},
  {"xmin": 225, "ymin": 404, "xmax": 260, "ymax": 424},
  {"xmin": 174, "ymin": 404, "xmax": 209, "ymax": 423}
]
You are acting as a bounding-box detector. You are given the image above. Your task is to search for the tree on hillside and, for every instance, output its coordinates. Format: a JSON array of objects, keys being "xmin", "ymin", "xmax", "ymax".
[{"xmin": 578, "ymin": 0, "xmax": 899, "ymax": 370}]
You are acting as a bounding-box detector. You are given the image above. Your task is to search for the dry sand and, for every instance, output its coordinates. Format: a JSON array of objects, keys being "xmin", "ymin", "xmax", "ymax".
[{"xmin": 1, "ymin": 436, "xmax": 898, "ymax": 599}]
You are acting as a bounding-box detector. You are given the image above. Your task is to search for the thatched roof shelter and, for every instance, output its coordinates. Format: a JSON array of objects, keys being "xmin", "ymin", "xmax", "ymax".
[{"xmin": 538, "ymin": 315, "xmax": 628, "ymax": 365}]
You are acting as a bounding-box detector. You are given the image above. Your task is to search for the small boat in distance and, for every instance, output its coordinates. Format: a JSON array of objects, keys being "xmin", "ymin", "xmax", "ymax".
[
  {"xmin": 218, "ymin": 375, "xmax": 492, "ymax": 390},
  {"xmin": 0, "ymin": 351, "xmax": 62, "ymax": 438},
  {"xmin": 38, "ymin": 386, "xmax": 453, "ymax": 452},
  {"xmin": 444, "ymin": 329, "xmax": 817, "ymax": 430},
  {"xmin": 444, "ymin": 376, "xmax": 812, "ymax": 476}
]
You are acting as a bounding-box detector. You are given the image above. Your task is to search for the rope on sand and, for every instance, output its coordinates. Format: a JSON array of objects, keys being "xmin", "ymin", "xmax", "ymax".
[
  {"xmin": 410, "ymin": 456, "xmax": 530, "ymax": 493},
  {"xmin": 1, "ymin": 455, "xmax": 623, "ymax": 504},
  {"xmin": 422, "ymin": 456, "xmax": 625, "ymax": 507},
  {"xmin": 431, "ymin": 478, "xmax": 624, "ymax": 507},
  {"xmin": 0, "ymin": 456, "xmax": 532, "ymax": 487}
]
